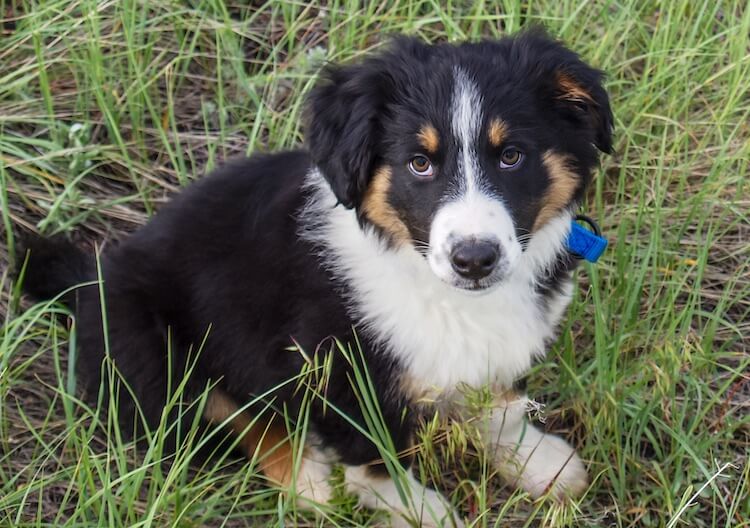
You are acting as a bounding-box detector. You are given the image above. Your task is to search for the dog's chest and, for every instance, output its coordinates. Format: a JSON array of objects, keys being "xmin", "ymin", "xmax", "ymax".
[
  {"xmin": 349, "ymin": 251, "xmax": 558, "ymax": 393},
  {"xmin": 301, "ymin": 175, "xmax": 571, "ymax": 394}
]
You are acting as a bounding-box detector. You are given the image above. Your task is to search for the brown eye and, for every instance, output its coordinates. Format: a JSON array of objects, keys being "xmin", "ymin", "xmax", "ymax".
[
  {"xmin": 499, "ymin": 148, "xmax": 524, "ymax": 169},
  {"xmin": 408, "ymin": 156, "xmax": 434, "ymax": 179}
]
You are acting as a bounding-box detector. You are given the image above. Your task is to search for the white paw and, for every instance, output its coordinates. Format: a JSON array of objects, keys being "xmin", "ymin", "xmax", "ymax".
[
  {"xmin": 345, "ymin": 465, "xmax": 463, "ymax": 527},
  {"xmin": 390, "ymin": 507, "xmax": 464, "ymax": 528},
  {"xmin": 293, "ymin": 456, "xmax": 333, "ymax": 504},
  {"xmin": 508, "ymin": 432, "xmax": 588, "ymax": 499},
  {"xmin": 394, "ymin": 486, "xmax": 464, "ymax": 528}
]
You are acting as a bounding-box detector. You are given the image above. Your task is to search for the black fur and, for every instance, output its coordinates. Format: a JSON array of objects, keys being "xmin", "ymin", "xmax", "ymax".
[{"xmin": 20, "ymin": 153, "xmax": 414, "ymax": 465}]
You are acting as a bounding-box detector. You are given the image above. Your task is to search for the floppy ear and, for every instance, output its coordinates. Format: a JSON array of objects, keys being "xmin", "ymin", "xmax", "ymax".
[
  {"xmin": 551, "ymin": 65, "xmax": 614, "ymax": 154},
  {"xmin": 515, "ymin": 28, "xmax": 614, "ymax": 154},
  {"xmin": 305, "ymin": 60, "xmax": 391, "ymax": 209}
]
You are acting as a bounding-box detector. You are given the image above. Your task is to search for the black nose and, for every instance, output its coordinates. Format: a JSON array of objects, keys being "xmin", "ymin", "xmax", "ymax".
[{"xmin": 450, "ymin": 240, "xmax": 501, "ymax": 280}]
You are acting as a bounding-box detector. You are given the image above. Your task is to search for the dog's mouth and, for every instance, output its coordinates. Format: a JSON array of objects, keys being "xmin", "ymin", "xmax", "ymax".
[{"xmin": 447, "ymin": 274, "xmax": 507, "ymax": 294}]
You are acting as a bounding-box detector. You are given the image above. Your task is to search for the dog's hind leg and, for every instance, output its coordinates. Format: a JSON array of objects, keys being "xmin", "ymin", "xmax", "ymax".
[
  {"xmin": 16, "ymin": 234, "xmax": 208, "ymax": 452},
  {"xmin": 74, "ymin": 282, "xmax": 208, "ymax": 454},
  {"xmin": 203, "ymin": 389, "xmax": 333, "ymax": 503}
]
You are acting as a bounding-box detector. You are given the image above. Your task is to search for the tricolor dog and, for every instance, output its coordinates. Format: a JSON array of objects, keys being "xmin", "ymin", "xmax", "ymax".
[{"xmin": 19, "ymin": 30, "xmax": 613, "ymax": 527}]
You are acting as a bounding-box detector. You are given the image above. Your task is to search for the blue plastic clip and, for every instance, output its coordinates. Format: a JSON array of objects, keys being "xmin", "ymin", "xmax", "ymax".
[{"xmin": 566, "ymin": 215, "xmax": 608, "ymax": 263}]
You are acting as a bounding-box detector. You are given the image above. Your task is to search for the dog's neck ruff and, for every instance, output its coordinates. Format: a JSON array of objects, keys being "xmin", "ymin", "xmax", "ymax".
[{"xmin": 300, "ymin": 169, "xmax": 574, "ymax": 394}]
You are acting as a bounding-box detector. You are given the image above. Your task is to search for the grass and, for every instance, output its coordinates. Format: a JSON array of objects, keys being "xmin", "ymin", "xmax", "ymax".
[{"xmin": 1, "ymin": 0, "xmax": 748, "ymax": 526}]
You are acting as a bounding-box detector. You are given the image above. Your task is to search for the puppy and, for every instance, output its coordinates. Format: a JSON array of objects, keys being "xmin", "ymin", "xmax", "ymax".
[{"xmin": 19, "ymin": 29, "xmax": 612, "ymax": 527}]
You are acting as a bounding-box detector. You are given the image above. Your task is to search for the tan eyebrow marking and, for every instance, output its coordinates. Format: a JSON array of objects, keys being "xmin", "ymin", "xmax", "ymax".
[
  {"xmin": 488, "ymin": 118, "xmax": 508, "ymax": 147},
  {"xmin": 417, "ymin": 124, "xmax": 439, "ymax": 154},
  {"xmin": 533, "ymin": 150, "xmax": 580, "ymax": 232},
  {"xmin": 361, "ymin": 166, "xmax": 411, "ymax": 245}
]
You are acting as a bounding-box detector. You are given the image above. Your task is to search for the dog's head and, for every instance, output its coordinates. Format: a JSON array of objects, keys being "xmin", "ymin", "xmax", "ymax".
[{"xmin": 305, "ymin": 30, "xmax": 613, "ymax": 293}]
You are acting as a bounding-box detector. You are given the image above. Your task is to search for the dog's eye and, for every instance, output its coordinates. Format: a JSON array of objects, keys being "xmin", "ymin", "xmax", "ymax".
[
  {"xmin": 408, "ymin": 156, "xmax": 434, "ymax": 179},
  {"xmin": 499, "ymin": 148, "xmax": 524, "ymax": 169}
]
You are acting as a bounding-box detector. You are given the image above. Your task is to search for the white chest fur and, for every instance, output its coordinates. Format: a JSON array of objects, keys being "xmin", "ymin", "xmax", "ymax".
[{"xmin": 301, "ymin": 172, "xmax": 573, "ymax": 394}]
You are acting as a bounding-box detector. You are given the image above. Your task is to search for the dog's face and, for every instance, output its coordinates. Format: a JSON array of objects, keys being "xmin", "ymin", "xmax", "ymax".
[{"xmin": 306, "ymin": 31, "xmax": 612, "ymax": 292}]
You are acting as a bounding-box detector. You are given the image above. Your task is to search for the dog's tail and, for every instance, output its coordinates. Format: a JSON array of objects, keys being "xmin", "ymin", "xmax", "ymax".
[{"xmin": 15, "ymin": 232, "xmax": 94, "ymax": 306}]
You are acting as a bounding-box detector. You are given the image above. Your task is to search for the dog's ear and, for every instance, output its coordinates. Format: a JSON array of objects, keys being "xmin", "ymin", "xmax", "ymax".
[
  {"xmin": 521, "ymin": 30, "xmax": 614, "ymax": 154},
  {"xmin": 305, "ymin": 58, "xmax": 392, "ymax": 209},
  {"xmin": 551, "ymin": 64, "xmax": 614, "ymax": 154}
]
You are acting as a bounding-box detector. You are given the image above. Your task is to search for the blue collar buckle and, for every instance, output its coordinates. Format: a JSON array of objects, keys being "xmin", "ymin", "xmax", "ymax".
[{"xmin": 567, "ymin": 214, "xmax": 607, "ymax": 263}]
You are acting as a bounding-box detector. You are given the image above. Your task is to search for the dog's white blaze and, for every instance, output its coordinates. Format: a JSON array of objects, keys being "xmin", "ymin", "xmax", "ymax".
[
  {"xmin": 428, "ymin": 68, "xmax": 522, "ymax": 287},
  {"xmin": 302, "ymin": 171, "xmax": 573, "ymax": 393},
  {"xmin": 451, "ymin": 67, "xmax": 483, "ymax": 194}
]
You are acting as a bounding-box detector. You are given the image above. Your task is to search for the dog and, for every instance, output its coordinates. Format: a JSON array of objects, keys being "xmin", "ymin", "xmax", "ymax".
[{"xmin": 18, "ymin": 29, "xmax": 612, "ymax": 527}]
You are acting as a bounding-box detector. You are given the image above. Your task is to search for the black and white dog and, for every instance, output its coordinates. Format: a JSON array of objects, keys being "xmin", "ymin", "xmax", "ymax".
[{"xmin": 19, "ymin": 30, "xmax": 612, "ymax": 527}]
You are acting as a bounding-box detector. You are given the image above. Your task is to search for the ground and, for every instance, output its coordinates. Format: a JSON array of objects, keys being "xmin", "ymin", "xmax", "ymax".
[{"xmin": 0, "ymin": 1, "xmax": 748, "ymax": 527}]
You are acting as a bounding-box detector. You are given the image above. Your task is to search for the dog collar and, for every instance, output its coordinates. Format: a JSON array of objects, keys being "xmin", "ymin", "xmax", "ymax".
[{"xmin": 567, "ymin": 215, "xmax": 607, "ymax": 263}]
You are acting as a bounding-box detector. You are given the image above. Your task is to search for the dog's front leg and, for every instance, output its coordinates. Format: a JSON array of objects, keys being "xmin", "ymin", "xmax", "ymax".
[{"xmin": 479, "ymin": 392, "xmax": 588, "ymax": 500}]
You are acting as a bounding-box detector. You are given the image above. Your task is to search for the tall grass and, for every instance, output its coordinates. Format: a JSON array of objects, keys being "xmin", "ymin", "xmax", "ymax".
[{"xmin": 1, "ymin": 0, "xmax": 748, "ymax": 526}]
